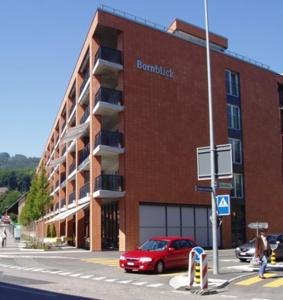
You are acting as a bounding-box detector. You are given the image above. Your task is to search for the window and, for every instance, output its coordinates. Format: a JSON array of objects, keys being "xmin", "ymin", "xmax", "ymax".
[
  {"xmin": 227, "ymin": 104, "xmax": 241, "ymax": 130},
  {"xmin": 229, "ymin": 138, "xmax": 242, "ymax": 164},
  {"xmin": 225, "ymin": 70, "xmax": 239, "ymax": 97},
  {"xmin": 232, "ymin": 173, "xmax": 243, "ymax": 198}
]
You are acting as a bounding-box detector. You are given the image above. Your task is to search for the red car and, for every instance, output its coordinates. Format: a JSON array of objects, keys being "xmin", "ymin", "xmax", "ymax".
[{"xmin": 119, "ymin": 236, "xmax": 198, "ymax": 273}]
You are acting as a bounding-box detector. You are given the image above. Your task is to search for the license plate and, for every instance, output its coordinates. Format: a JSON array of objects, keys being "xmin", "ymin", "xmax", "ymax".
[
  {"xmin": 240, "ymin": 252, "xmax": 246, "ymax": 255},
  {"xmin": 127, "ymin": 262, "xmax": 134, "ymax": 266}
]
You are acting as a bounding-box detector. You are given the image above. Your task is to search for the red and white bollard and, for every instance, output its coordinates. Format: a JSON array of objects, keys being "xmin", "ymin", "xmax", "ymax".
[
  {"xmin": 200, "ymin": 253, "xmax": 208, "ymax": 290},
  {"xmin": 187, "ymin": 250, "xmax": 195, "ymax": 288}
]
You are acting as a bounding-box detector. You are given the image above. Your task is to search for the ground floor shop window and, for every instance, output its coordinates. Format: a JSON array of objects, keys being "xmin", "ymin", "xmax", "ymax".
[{"xmin": 139, "ymin": 204, "xmax": 221, "ymax": 248}]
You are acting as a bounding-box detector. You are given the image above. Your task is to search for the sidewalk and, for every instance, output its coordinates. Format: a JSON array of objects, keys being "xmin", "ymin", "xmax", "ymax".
[
  {"xmin": 169, "ymin": 262, "xmax": 283, "ymax": 294},
  {"xmin": 0, "ymin": 231, "xmax": 19, "ymax": 251}
]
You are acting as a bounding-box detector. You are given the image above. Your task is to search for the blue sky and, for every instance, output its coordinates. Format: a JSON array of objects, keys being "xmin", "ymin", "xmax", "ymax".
[{"xmin": 0, "ymin": 0, "xmax": 282, "ymax": 158}]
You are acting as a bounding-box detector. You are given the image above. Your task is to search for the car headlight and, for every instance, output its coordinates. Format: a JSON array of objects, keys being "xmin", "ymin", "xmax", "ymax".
[
  {"xmin": 236, "ymin": 247, "xmax": 240, "ymax": 251},
  {"xmin": 120, "ymin": 255, "xmax": 126, "ymax": 260},
  {"xmin": 139, "ymin": 257, "xmax": 152, "ymax": 263}
]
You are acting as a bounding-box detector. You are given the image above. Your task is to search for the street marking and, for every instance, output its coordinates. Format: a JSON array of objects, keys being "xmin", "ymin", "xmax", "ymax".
[
  {"xmin": 58, "ymin": 272, "xmax": 71, "ymax": 276},
  {"xmin": 104, "ymin": 278, "xmax": 116, "ymax": 282},
  {"xmin": 132, "ymin": 282, "xmax": 148, "ymax": 286},
  {"xmin": 80, "ymin": 274, "xmax": 94, "ymax": 279},
  {"xmin": 117, "ymin": 280, "xmax": 133, "ymax": 284},
  {"xmin": 220, "ymin": 296, "xmax": 237, "ymax": 299},
  {"xmin": 48, "ymin": 270, "xmax": 62, "ymax": 274},
  {"xmin": 69, "ymin": 273, "xmax": 82, "ymax": 277},
  {"xmin": 92, "ymin": 276, "xmax": 106, "ymax": 280},
  {"xmin": 146, "ymin": 283, "xmax": 164, "ymax": 288},
  {"xmin": 159, "ymin": 272, "xmax": 186, "ymax": 277},
  {"xmin": 32, "ymin": 268, "xmax": 44, "ymax": 272},
  {"xmin": 236, "ymin": 273, "xmax": 276, "ymax": 286},
  {"xmin": 81, "ymin": 258, "xmax": 119, "ymax": 267},
  {"xmin": 264, "ymin": 278, "xmax": 283, "ymax": 288}
]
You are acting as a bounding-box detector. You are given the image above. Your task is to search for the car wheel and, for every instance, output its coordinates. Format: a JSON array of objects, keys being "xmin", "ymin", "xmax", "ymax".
[
  {"xmin": 125, "ymin": 268, "xmax": 132, "ymax": 273},
  {"xmin": 155, "ymin": 261, "xmax": 164, "ymax": 274}
]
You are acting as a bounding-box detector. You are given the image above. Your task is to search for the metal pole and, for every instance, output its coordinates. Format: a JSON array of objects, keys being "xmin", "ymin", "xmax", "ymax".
[{"xmin": 204, "ymin": 0, "xmax": 219, "ymax": 274}]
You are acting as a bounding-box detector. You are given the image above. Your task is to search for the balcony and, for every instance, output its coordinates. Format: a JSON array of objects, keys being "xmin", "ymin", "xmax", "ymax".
[
  {"xmin": 78, "ymin": 77, "xmax": 90, "ymax": 105},
  {"xmin": 93, "ymin": 175, "xmax": 125, "ymax": 198},
  {"xmin": 68, "ymin": 101, "xmax": 76, "ymax": 124},
  {"xmin": 79, "ymin": 105, "xmax": 90, "ymax": 124},
  {"xmin": 93, "ymin": 87, "xmax": 124, "ymax": 115},
  {"xmin": 60, "ymin": 198, "xmax": 66, "ymax": 211},
  {"xmin": 68, "ymin": 161, "xmax": 76, "ymax": 181},
  {"xmin": 79, "ymin": 181, "xmax": 90, "ymax": 200},
  {"xmin": 68, "ymin": 191, "xmax": 76, "ymax": 207},
  {"xmin": 61, "ymin": 120, "xmax": 67, "ymax": 135},
  {"xmin": 78, "ymin": 144, "xmax": 90, "ymax": 171},
  {"xmin": 93, "ymin": 46, "xmax": 123, "ymax": 75},
  {"xmin": 93, "ymin": 130, "xmax": 124, "ymax": 156},
  {"xmin": 60, "ymin": 172, "xmax": 66, "ymax": 187}
]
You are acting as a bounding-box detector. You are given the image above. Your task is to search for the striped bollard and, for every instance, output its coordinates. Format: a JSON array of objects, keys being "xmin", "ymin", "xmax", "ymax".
[
  {"xmin": 200, "ymin": 253, "xmax": 208, "ymax": 290},
  {"xmin": 187, "ymin": 250, "xmax": 195, "ymax": 288},
  {"xmin": 271, "ymin": 250, "xmax": 276, "ymax": 265},
  {"xmin": 195, "ymin": 263, "xmax": 201, "ymax": 284}
]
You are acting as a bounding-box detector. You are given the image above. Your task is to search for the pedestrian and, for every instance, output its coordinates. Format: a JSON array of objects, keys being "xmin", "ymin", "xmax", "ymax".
[
  {"xmin": 1, "ymin": 229, "xmax": 7, "ymax": 248},
  {"xmin": 255, "ymin": 229, "xmax": 271, "ymax": 279}
]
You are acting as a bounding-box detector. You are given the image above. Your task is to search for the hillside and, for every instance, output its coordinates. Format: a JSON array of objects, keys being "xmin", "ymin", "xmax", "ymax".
[
  {"xmin": 0, "ymin": 152, "xmax": 39, "ymax": 169},
  {"xmin": 0, "ymin": 152, "xmax": 40, "ymax": 192}
]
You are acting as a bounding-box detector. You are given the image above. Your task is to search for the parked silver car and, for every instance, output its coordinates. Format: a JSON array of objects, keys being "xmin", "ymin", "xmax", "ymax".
[{"xmin": 235, "ymin": 234, "xmax": 283, "ymax": 262}]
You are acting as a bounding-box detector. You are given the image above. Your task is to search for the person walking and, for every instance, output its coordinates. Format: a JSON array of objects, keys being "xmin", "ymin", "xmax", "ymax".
[
  {"xmin": 1, "ymin": 229, "xmax": 7, "ymax": 248},
  {"xmin": 255, "ymin": 230, "xmax": 271, "ymax": 279}
]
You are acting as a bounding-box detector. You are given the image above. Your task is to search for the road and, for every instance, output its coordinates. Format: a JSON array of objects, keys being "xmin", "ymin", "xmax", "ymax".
[{"xmin": 0, "ymin": 241, "xmax": 283, "ymax": 299}]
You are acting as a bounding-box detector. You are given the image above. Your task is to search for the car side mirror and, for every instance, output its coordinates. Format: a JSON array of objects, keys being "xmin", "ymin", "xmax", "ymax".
[{"xmin": 168, "ymin": 247, "xmax": 174, "ymax": 252}]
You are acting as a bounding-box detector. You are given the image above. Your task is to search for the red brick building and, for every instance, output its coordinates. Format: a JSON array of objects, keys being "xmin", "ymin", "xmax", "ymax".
[{"xmin": 36, "ymin": 7, "xmax": 283, "ymax": 251}]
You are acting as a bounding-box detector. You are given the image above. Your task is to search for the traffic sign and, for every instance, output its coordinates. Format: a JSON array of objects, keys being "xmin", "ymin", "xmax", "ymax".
[
  {"xmin": 195, "ymin": 186, "xmax": 213, "ymax": 193},
  {"xmin": 192, "ymin": 246, "xmax": 205, "ymax": 263},
  {"xmin": 216, "ymin": 195, "xmax": 230, "ymax": 216},
  {"xmin": 248, "ymin": 222, "xmax": 268, "ymax": 230},
  {"xmin": 215, "ymin": 182, "xmax": 233, "ymax": 190}
]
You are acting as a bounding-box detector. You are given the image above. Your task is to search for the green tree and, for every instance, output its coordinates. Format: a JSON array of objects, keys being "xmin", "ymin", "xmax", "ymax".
[{"xmin": 19, "ymin": 165, "xmax": 51, "ymax": 226}]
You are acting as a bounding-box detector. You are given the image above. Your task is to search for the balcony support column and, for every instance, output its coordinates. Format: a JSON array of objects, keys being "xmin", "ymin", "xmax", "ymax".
[
  {"xmin": 90, "ymin": 199, "xmax": 102, "ymax": 251},
  {"xmin": 76, "ymin": 209, "xmax": 85, "ymax": 248}
]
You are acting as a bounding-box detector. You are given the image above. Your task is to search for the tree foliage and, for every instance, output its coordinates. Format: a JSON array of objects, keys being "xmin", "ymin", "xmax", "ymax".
[
  {"xmin": 19, "ymin": 166, "xmax": 51, "ymax": 226},
  {"xmin": 0, "ymin": 168, "xmax": 34, "ymax": 191},
  {"xmin": 0, "ymin": 152, "xmax": 39, "ymax": 169},
  {"xmin": 0, "ymin": 190, "xmax": 21, "ymax": 214}
]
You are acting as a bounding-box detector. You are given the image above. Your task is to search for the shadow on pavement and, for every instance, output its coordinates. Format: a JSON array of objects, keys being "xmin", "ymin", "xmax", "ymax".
[{"xmin": 0, "ymin": 281, "xmax": 100, "ymax": 300}]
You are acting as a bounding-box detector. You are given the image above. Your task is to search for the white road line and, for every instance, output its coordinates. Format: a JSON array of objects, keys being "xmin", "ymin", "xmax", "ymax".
[
  {"xmin": 48, "ymin": 270, "xmax": 62, "ymax": 274},
  {"xmin": 146, "ymin": 283, "xmax": 164, "ymax": 288},
  {"xmin": 69, "ymin": 273, "xmax": 82, "ymax": 277},
  {"xmin": 117, "ymin": 280, "xmax": 133, "ymax": 284},
  {"xmin": 80, "ymin": 275, "xmax": 94, "ymax": 279},
  {"xmin": 92, "ymin": 276, "xmax": 106, "ymax": 280},
  {"xmin": 251, "ymin": 298, "xmax": 271, "ymax": 300},
  {"xmin": 104, "ymin": 278, "xmax": 116, "ymax": 282},
  {"xmin": 132, "ymin": 282, "xmax": 148, "ymax": 286},
  {"xmin": 58, "ymin": 272, "xmax": 71, "ymax": 276},
  {"xmin": 32, "ymin": 268, "xmax": 44, "ymax": 272},
  {"xmin": 220, "ymin": 296, "xmax": 238, "ymax": 299}
]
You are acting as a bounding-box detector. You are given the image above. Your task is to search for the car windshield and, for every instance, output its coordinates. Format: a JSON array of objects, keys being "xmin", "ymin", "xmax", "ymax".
[{"xmin": 139, "ymin": 239, "xmax": 168, "ymax": 251}]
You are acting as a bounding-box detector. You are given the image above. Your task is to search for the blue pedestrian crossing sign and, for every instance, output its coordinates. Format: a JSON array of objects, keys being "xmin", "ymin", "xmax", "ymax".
[{"xmin": 216, "ymin": 195, "xmax": 230, "ymax": 216}]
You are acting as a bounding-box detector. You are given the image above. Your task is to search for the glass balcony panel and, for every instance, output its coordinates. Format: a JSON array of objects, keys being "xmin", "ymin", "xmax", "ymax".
[
  {"xmin": 95, "ymin": 46, "xmax": 122, "ymax": 65},
  {"xmin": 79, "ymin": 182, "xmax": 90, "ymax": 199},
  {"xmin": 94, "ymin": 130, "xmax": 123, "ymax": 148},
  {"xmin": 95, "ymin": 87, "xmax": 122, "ymax": 106},
  {"xmin": 94, "ymin": 175, "xmax": 123, "ymax": 192}
]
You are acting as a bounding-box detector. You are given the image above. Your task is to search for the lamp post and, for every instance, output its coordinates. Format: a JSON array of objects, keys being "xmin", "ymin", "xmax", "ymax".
[{"xmin": 204, "ymin": 0, "xmax": 219, "ymax": 274}]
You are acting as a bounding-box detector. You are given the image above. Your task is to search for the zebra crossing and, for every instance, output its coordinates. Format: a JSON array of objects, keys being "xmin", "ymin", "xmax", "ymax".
[
  {"xmin": 235, "ymin": 273, "xmax": 283, "ymax": 288},
  {"xmin": 0, "ymin": 263, "xmax": 164, "ymax": 289}
]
